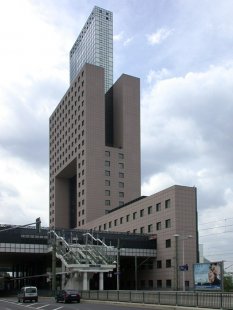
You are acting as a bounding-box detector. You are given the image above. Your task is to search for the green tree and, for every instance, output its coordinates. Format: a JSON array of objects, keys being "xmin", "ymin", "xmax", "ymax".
[{"xmin": 224, "ymin": 274, "xmax": 233, "ymax": 292}]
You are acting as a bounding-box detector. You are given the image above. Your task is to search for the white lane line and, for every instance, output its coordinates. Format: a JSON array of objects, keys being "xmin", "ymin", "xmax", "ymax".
[
  {"xmin": 52, "ymin": 307, "xmax": 64, "ymax": 310},
  {"xmin": 34, "ymin": 305, "xmax": 50, "ymax": 309}
]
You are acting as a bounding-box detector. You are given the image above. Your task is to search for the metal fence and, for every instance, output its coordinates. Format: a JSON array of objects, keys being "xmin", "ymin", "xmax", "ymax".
[{"xmin": 81, "ymin": 290, "xmax": 233, "ymax": 309}]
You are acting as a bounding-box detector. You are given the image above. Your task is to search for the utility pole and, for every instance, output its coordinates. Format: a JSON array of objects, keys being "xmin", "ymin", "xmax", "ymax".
[
  {"xmin": 52, "ymin": 240, "xmax": 56, "ymax": 295},
  {"xmin": 135, "ymin": 256, "xmax": 137, "ymax": 290},
  {"xmin": 174, "ymin": 234, "xmax": 179, "ymax": 290},
  {"xmin": 117, "ymin": 238, "xmax": 120, "ymax": 290}
]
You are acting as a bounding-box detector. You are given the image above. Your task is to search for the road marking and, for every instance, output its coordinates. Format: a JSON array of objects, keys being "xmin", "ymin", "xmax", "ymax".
[
  {"xmin": 0, "ymin": 299, "xmax": 64, "ymax": 310},
  {"xmin": 34, "ymin": 305, "xmax": 50, "ymax": 309}
]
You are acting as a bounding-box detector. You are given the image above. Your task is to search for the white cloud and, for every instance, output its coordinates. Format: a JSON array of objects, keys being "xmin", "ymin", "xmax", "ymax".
[
  {"xmin": 147, "ymin": 27, "xmax": 174, "ymax": 45},
  {"xmin": 113, "ymin": 31, "xmax": 134, "ymax": 46},
  {"xmin": 0, "ymin": 0, "xmax": 70, "ymax": 88},
  {"xmin": 0, "ymin": 0, "xmax": 71, "ymax": 227},
  {"xmin": 146, "ymin": 68, "xmax": 171, "ymax": 84},
  {"xmin": 113, "ymin": 31, "xmax": 124, "ymax": 41},
  {"xmin": 141, "ymin": 64, "xmax": 233, "ymax": 266},
  {"xmin": 0, "ymin": 148, "xmax": 48, "ymax": 226},
  {"xmin": 198, "ymin": 190, "xmax": 233, "ymax": 266},
  {"xmin": 123, "ymin": 36, "xmax": 134, "ymax": 46}
]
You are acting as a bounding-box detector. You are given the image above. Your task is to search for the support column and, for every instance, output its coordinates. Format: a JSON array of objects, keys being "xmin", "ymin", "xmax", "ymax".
[
  {"xmin": 99, "ymin": 272, "xmax": 104, "ymax": 290},
  {"xmin": 83, "ymin": 272, "xmax": 88, "ymax": 290},
  {"xmin": 61, "ymin": 262, "xmax": 66, "ymax": 289}
]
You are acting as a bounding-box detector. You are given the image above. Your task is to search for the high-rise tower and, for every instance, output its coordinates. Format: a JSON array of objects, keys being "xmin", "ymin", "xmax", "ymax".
[
  {"xmin": 49, "ymin": 7, "xmax": 140, "ymax": 229},
  {"xmin": 70, "ymin": 6, "xmax": 113, "ymax": 93}
]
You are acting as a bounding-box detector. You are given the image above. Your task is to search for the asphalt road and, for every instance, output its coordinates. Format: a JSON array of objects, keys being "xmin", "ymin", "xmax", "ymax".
[{"xmin": 0, "ymin": 297, "xmax": 160, "ymax": 310}]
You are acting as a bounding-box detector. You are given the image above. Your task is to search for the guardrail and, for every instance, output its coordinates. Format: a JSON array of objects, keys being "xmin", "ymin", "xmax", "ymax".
[{"xmin": 80, "ymin": 290, "xmax": 233, "ymax": 309}]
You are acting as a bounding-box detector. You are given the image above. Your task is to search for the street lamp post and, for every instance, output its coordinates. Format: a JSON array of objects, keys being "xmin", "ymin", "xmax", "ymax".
[
  {"xmin": 174, "ymin": 234, "xmax": 179, "ymax": 291},
  {"xmin": 116, "ymin": 238, "xmax": 120, "ymax": 291},
  {"xmin": 174, "ymin": 234, "xmax": 192, "ymax": 291}
]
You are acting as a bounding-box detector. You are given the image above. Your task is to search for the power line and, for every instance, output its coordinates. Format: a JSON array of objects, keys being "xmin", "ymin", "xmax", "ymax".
[
  {"xmin": 203, "ymin": 251, "xmax": 233, "ymax": 256},
  {"xmin": 199, "ymin": 223, "xmax": 233, "ymax": 231},
  {"xmin": 199, "ymin": 217, "xmax": 233, "ymax": 226},
  {"xmin": 199, "ymin": 229, "xmax": 233, "ymax": 238}
]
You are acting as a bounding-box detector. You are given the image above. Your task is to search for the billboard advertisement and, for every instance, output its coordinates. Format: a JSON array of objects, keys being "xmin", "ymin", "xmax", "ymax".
[{"xmin": 194, "ymin": 262, "xmax": 223, "ymax": 290}]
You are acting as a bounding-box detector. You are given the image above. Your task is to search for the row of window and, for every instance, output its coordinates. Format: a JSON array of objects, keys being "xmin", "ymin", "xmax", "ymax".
[
  {"xmin": 105, "ymin": 161, "xmax": 124, "ymax": 169},
  {"xmin": 105, "ymin": 151, "xmax": 124, "ymax": 159},
  {"xmin": 105, "ymin": 180, "xmax": 124, "ymax": 188},
  {"xmin": 121, "ymin": 279, "xmax": 189, "ymax": 290},
  {"xmin": 95, "ymin": 218, "xmax": 172, "ymax": 233},
  {"xmin": 156, "ymin": 259, "xmax": 172, "ymax": 269},
  {"xmin": 105, "ymin": 190, "xmax": 124, "ymax": 197},
  {"xmin": 126, "ymin": 278, "xmax": 189, "ymax": 289},
  {"xmin": 156, "ymin": 219, "xmax": 171, "ymax": 230}
]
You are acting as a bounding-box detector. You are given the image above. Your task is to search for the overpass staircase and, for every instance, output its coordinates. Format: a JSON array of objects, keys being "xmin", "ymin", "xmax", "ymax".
[{"xmin": 48, "ymin": 230, "xmax": 117, "ymax": 273}]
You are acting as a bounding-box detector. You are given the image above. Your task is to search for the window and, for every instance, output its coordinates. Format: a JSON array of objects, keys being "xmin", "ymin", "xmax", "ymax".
[
  {"xmin": 104, "ymin": 223, "xmax": 106, "ymax": 230},
  {"xmin": 148, "ymin": 224, "xmax": 153, "ymax": 233},
  {"xmin": 119, "ymin": 182, "xmax": 124, "ymax": 188},
  {"xmin": 156, "ymin": 222, "xmax": 161, "ymax": 230},
  {"xmin": 119, "ymin": 192, "xmax": 124, "ymax": 198},
  {"xmin": 105, "ymin": 180, "xmax": 110, "ymax": 186},
  {"xmin": 166, "ymin": 239, "xmax": 171, "ymax": 248},
  {"xmin": 156, "ymin": 202, "xmax": 161, "ymax": 211},
  {"xmin": 126, "ymin": 214, "xmax": 130, "ymax": 222},
  {"xmin": 165, "ymin": 219, "xmax": 171, "ymax": 228},
  {"xmin": 165, "ymin": 199, "xmax": 171, "ymax": 209},
  {"xmin": 105, "ymin": 170, "xmax": 110, "ymax": 176},
  {"xmin": 119, "ymin": 172, "xmax": 124, "ymax": 178},
  {"xmin": 119, "ymin": 153, "xmax": 124, "ymax": 159},
  {"xmin": 157, "ymin": 260, "xmax": 162, "ymax": 269},
  {"xmin": 133, "ymin": 212, "xmax": 137, "ymax": 220},
  {"xmin": 105, "ymin": 151, "xmax": 110, "ymax": 157},
  {"xmin": 105, "ymin": 190, "xmax": 110, "ymax": 196},
  {"xmin": 140, "ymin": 209, "xmax": 144, "ymax": 217},
  {"xmin": 166, "ymin": 279, "xmax": 172, "ymax": 288},
  {"xmin": 105, "ymin": 200, "xmax": 110, "ymax": 206},
  {"xmin": 120, "ymin": 217, "xmax": 123, "ymax": 224},
  {"xmin": 148, "ymin": 206, "xmax": 152, "ymax": 214},
  {"xmin": 166, "ymin": 259, "xmax": 172, "ymax": 268},
  {"xmin": 108, "ymin": 221, "xmax": 112, "ymax": 228},
  {"xmin": 114, "ymin": 219, "xmax": 118, "ymax": 226},
  {"xmin": 119, "ymin": 163, "xmax": 124, "ymax": 169},
  {"xmin": 105, "ymin": 160, "xmax": 110, "ymax": 167},
  {"xmin": 140, "ymin": 227, "xmax": 145, "ymax": 233},
  {"xmin": 133, "ymin": 228, "xmax": 137, "ymax": 233}
]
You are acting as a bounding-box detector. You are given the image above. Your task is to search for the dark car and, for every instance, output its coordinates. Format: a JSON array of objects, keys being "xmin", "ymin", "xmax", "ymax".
[{"xmin": 55, "ymin": 289, "xmax": 81, "ymax": 303}]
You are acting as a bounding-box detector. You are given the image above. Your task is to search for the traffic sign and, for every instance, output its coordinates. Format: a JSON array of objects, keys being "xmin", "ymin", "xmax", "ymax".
[{"xmin": 179, "ymin": 264, "xmax": 188, "ymax": 271}]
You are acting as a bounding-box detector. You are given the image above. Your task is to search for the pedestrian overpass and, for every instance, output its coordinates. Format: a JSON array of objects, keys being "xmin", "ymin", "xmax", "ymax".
[{"xmin": 0, "ymin": 225, "xmax": 156, "ymax": 292}]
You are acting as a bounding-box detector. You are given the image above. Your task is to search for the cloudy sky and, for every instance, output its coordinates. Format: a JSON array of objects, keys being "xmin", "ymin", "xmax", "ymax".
[{"xmin": 0, "ymin": 0, "xmax": 233, "ymax": 270}]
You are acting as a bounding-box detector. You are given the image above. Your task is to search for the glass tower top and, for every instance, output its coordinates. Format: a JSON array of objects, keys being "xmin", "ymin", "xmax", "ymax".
[{"xmin": 70, "ymin": 6, "xmax": 113, "ymax": 93}]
